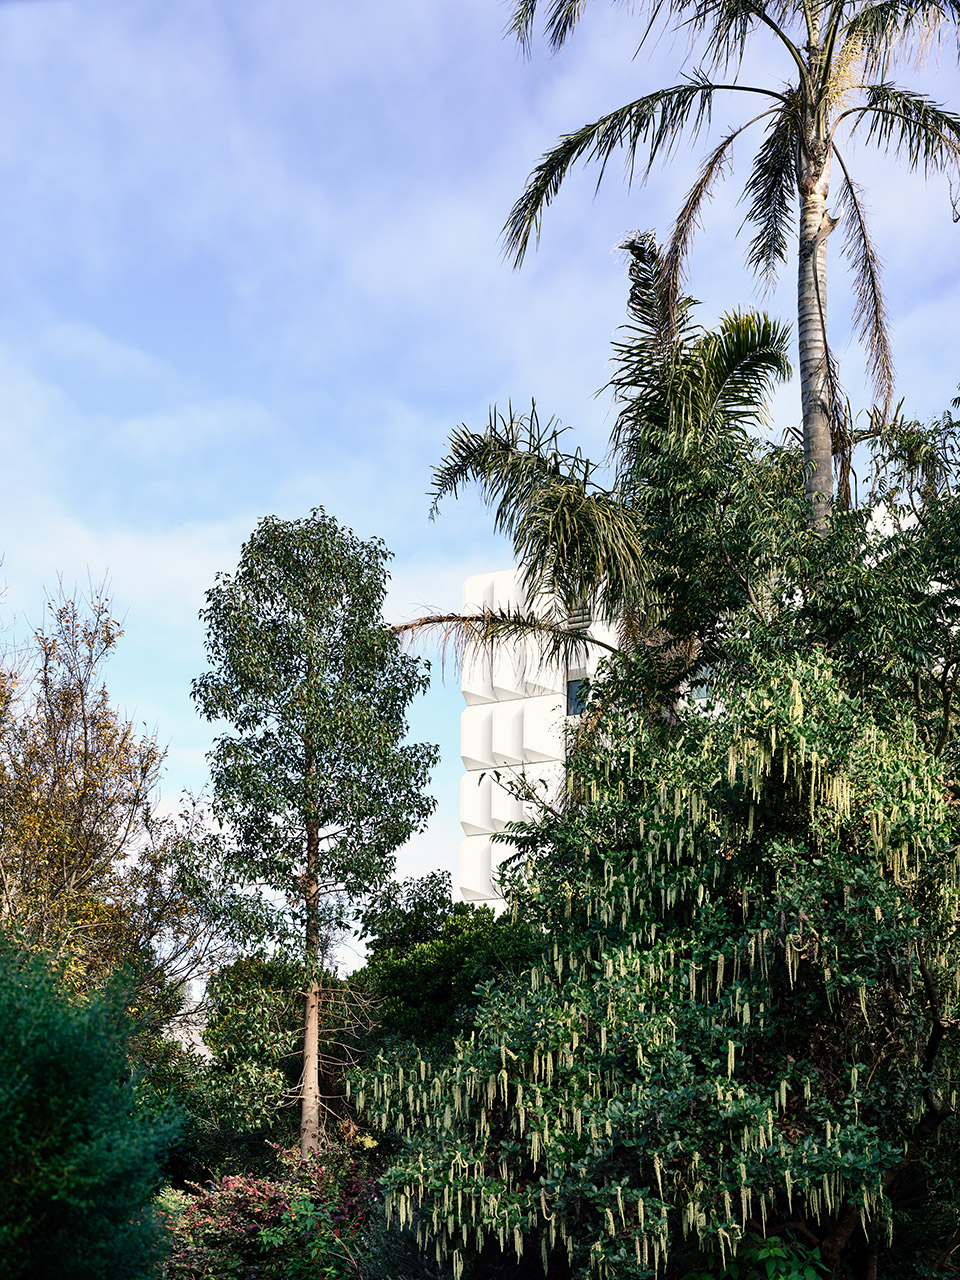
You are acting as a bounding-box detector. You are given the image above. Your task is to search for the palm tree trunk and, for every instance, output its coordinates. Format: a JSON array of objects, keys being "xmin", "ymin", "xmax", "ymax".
[
  {"xmin": 300, "ymin": 816, "xmax": 321, "ymax": 1160},
  {"xmin": 797, "ymin": 178, "xmax": 837, "ymax": 532}
]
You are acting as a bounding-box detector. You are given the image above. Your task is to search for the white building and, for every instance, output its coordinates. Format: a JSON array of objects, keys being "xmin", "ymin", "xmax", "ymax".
[{"xmin": 457, "ymin": 569, "xmax": 617, "ymax": 902}]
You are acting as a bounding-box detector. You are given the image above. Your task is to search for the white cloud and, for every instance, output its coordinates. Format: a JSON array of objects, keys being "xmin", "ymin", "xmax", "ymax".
[{"xmin": 0, "ymin": 0, "xmax": 954, "ymax": 905}]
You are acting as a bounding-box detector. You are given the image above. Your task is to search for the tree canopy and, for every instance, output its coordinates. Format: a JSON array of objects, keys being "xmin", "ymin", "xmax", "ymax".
[
  {"xmin": 504, "ymin": 0, "xmax": 960, "ymax": 523},
  {"xmin": 192, "ymin": 509, "xmax": 437, "ymax": 1155}
]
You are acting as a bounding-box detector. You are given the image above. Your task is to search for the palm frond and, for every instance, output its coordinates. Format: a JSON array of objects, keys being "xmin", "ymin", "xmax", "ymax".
[
  {"xmin": 696, "ymin": 310, "xmax": 793, "ymax": 428},
  {"xmin": 503, "ymin": 79, "xmax": 729, "ymax": 267},
  {"xmin": 832, "ymin": 144, "xmax": 895, "ymax": 409},
  {"xmin": 841, "ymin": 0, "xmax": 960, "ymax": 79},
  {"xmin": 610, "ymin": 237, "xmax": 788, "ymax": 447},
  {"xmin": 664, "ymin": 119, "xmax": 769, "ymax": 322},
  {"xmin": 842, "ymin": 83, "xmax": 960, "ymax": 176},
  {"xmin": 619, "ymin": 232, "xmax": 697, "ymax": 357},
  {"xmin": 542, "ymin": 0, "xmax": 596, "ymax": 50},
  {"xmin": 429, "ymin": 403, "xmax": 587, "ymax": 526},
  {"xmin": 392, "ymin": 606, "xmax": 620, "ymax": 676},
  {"xmin": 608, "ymin": 233, "xmax": 699, "ymax": 433},
  {"xmin": 511, "ymin": 478, "xmax": 651, "ymax": 621},
  {"xmin": 430, "ymin": 404, "xmax": 649, "ymax": 623},
  {"xmin": 742, "ymin": 100, "xmax": 800, "ymax": 284},
  {"xmin": 510, "ymin": 0, "xmax": 544, "ymax": 54},
  {"xmin": 690, "ymin": 0, "xmax": 810, "ymax": 82}
]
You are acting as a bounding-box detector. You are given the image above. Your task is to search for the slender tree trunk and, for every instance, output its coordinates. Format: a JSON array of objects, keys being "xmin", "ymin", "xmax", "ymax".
[
  {"xmin": 797, "ymin": 165, "xmax": 837, "ymax": 532},
  {"xmin": 300, "ymin": 815, "xmax": 321, "ymax": 1160}
]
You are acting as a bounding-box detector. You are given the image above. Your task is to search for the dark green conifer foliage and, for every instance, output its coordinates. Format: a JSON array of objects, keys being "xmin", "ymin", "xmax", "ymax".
[{"xmin": 0, "ymin": 946, "xmax": 178, "ymax": 1280}]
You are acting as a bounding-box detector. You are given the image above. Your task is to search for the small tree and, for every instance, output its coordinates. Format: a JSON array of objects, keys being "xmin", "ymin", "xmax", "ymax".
[
  {"xmin": 0, "ymin": 945, "xmax": 179, "ymax": 1280},
  {"xmin": 192, "ymin": 509, "xmax": 437, "ymax": 1157},
  {"xmin": 357, "ymin": 871, "xmax": 541, "ymax": 1053},
  {"xmin": 0, "ymin": 590, "xmax": 222, "ymax": 1008}
]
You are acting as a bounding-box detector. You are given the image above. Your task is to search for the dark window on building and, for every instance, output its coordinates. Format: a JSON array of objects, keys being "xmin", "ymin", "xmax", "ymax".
[
  {"xmin": 689, "ymin": 664, "xmax": 714, "ymax": 702},
  {"xmin": 567, "ymin": 678, "xmax": 589, "ymax": 715}
]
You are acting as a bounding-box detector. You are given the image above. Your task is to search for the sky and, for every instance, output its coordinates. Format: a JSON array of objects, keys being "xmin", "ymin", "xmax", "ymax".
[{"xmin": 0, "ymin": 0, "xmax": 958, "ymax": 927}]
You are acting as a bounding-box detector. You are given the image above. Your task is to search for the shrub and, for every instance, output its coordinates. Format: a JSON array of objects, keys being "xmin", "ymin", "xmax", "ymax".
[
  {"xmin": 162, "ymin": 1141, "xmax": 377, "ymax": 1279},
  {"xmin": 356, "ymin": 871, "xmax": 541, "ymax": 1052},
  {"xmin": 0, "ymin": 945, "xmax": 179, "ymax": 1280}
]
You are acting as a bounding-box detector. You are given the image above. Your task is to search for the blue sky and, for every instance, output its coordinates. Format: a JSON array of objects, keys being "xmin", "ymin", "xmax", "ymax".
[{"xmin": 0, "ymin": 0, "xmax": 958, "ymax": 907}]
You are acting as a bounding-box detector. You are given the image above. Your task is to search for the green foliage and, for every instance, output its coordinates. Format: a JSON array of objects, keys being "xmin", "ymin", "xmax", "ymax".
[
  {"xmin": 151, "ymin": 956, "xmax": 306, "ymax": 1182},
  {"xmin": 682, "ymin": 1230, "xmax": 827, "ymax": 1279},
  {"xmin": 0, "ymin": 945, "xmax": 179, "ymax": 1280},
  {"xmin": 191, "ymin": 507, "xmax": 438, "ymax": 943},
  {"xmin": 201, "ymin": 955, "xmax": 305, "ymax": 1131},
  {"xmin": 353, "ymin": 652, "xmax": 960, "ymax": 1278},
  {"xmin": 504, "ymin": 0, "xmax": 960, "ymax": 419},
  {"xmin": 358, "ymin": 874, "xmax": 541, "ymax": 1051},
  {"xmin": 429, "ymin": 238, "xmax": 791, "ymax": 649},
  {"xmin": 161, "ymin": 1141, "xmax": 376, "ymax": 1279},
  {"xmin": 360, "ymin": 871, "xmax": 467, "ymax": 960}
]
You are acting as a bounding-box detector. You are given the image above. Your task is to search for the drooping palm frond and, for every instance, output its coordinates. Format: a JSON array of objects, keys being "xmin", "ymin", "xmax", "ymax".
[
  {"xmin": 841, "ymin": 82, "xmax": 960, "ymax": 173},
  {"xmin": 392, "ymin": 605, "xmax": 621, "ymax": 676},
  {"xmin": 510, "ymin": 0, "xmax": 544, "ymax": 53},
  {"xmin": 689, "ymin": 0, "xmax": 804, "ymax": 73},
  {"xmin": 663, "ymin": 115, "xmax": 778, "ymax": 321},
  {"xmin": 503, "ymin": 78, "xmax": 784, "ymax": 266},
  {"xmin": 832, "ymin": 144, "xmax": 895, "ymax": 408},
  {"xmin": 430, "ymin": 403, "xmax": 649, "ymax": 623},
  {"xmin": 511, "ymin": 0, "xmax": 673, "ymax": 56},
  {"xmin": 742, "ymin": 99, "xmax": 801, "ymax": 283},
  {"xmin": 510, "ymin": 476, "xmax": 650, "ymax": 619},
  {"xmin": 510, "ymin": 0, "xmax": 592, "ymax": 53}
]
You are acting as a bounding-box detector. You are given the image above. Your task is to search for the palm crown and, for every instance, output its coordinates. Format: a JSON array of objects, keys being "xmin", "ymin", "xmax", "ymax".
[
  {"xmin": 505, "ymin": 0, "xmax": 960, "ymax": 526},
  {"xmin": 421, "ymin": 236, "xmax": 791, "ymax": 678}
]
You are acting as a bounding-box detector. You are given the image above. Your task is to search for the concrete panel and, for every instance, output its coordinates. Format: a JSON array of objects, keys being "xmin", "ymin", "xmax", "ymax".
[
  {"xmin": 461, "ymin": 704, "xmax": 494, "ymax": 771},
  {"xmin": 459, "ymin": 835, "xmax": 496, "ymax": 901},
  {"xmin": 460, "ymin": 771, "xmax": 493, "ymax": 836},
  {"xmin": 492, "ymin": 700, "xmax": 525, "ymax": 765},
  {"xmin": 522, "ymin": 694, "xmax": 566, "ymax": 762}
]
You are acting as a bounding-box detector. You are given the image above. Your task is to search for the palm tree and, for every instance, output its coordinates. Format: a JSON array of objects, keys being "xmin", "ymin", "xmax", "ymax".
[
  {"xmin": 411, "ymin": 236, "xmax": 791, "ymax": 679},
  {"xmin": 505, "ymin": 0, "xmax": 960, "ymax": 529}
]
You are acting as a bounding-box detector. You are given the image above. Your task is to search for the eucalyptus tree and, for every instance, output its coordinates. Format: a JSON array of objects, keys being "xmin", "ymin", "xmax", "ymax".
[
  {"xmin": 505, "ymin": 0, "xmax": 960, "ymax": 527},
  {"xmin": 192, "ymin": 510, "xmax": 437, "ymax": 1158}
]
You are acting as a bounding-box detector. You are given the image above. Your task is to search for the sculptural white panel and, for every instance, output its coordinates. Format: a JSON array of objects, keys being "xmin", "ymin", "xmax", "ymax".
[
  {"xmin": 492, "ymin": 700, "xmax": 525, "ymax": 765},
  {"xmin": 490, "ymin": 777, "xmax": 525, "ymax": 831},
  {"xmin": 460, "ymin": 771, "xmax": 493, "ymax": 836},
  {"xmin": 522, "ymin": 694, "xmax": 566, "ymax": 762},
  {"xmin": 461, "ymin": 703, "xmax": 494, "ymax": 771},
  {"xmin": 459, "ymin": 835, "xmax": 496, "ymax": 901}
]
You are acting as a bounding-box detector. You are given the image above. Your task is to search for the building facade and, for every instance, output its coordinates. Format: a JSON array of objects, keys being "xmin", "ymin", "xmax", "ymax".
[{"xmin": 457, "ymin": 568, "xmax": 616, "ymax": 902}]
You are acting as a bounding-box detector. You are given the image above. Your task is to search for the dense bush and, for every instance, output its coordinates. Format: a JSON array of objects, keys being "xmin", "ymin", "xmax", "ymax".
[
  {"xmin": 357, "ymin": 871, "xmax": 541, "ymax": 1051},
  {"xmin": 354, "ymin": 653, "xmax": 960, "ymax": 1279},
  {"xmin": 0, "ymin": 945, "xmax": 179, "ymax": 1280},
  {"xmin": 161, "ymin": 1141, "xmax": 377, "ymax": 1279}
]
